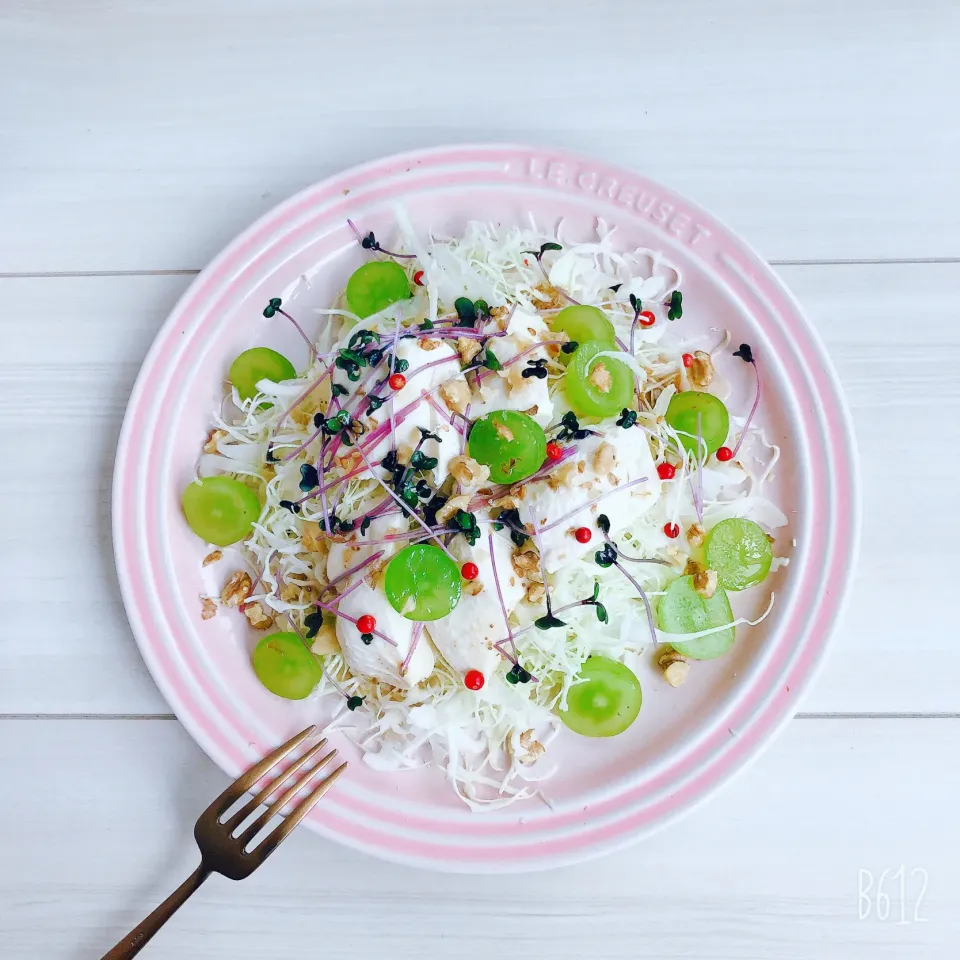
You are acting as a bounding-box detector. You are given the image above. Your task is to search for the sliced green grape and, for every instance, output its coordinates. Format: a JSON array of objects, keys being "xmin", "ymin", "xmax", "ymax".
[
  {"xmin": 468, "ymin": 410, "xmax": 547, "ymax": 484},
  {"xmin": 705, "ymin": 517, "xmax": 773, "ymax": 591},
  {"xmin": 657, "ymin": 575, "xmax": 735, "ymax": 660},
  {"xmin": 345, "ymin": 261, "xmax": 411, "ymax": 319},
  {"xmin": 664, "ymin": 391, "xmax": 729, "ymax": 456},
  {"xmin": 550, "ymin": 305, "xmax": 615, "ymax": 365},
  {"xmin": 565, "ymin": 340, "xmax": 634, "ymax": 419},
  {"xmin": 384, "ymin": 543, "xmax": 462, "ymax": 621},
  {"xmin": 229, "ymin": 347, "xmax": 296, "ymax": 401},
  {"xmin": 252, "ymin": 632, "xmax": 322, "ymax": 700},
  {"xmin": 181, "ymin": 476, "xmax": 261, "ymax": 546},
  {"xmin": 560, "ymin": 656, "xmax": 642, "ymax": 737}
]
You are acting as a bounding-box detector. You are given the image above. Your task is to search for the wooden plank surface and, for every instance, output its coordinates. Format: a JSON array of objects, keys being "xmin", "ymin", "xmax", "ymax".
[
  {"xmin": 2, "ymin": 717, "xmax": 957, "ymax": 959},
  {"xmin": 2, "ymin": 0, "xmax": 959, "ymax": 273},
  {"xmin": 2, "ymin": 262, "xmax": 955, "ymax": 714}
]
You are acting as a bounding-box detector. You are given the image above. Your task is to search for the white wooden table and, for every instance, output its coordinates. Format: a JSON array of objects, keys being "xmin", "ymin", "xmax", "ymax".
[{"xmin": 3, "ymin": 3, "xmax": 959, "ymax": 957}]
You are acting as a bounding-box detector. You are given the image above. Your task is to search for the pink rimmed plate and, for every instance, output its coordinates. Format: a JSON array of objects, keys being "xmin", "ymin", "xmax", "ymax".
[{"xmin": 112, "ymin": 145, "xmax": 859, "ymax": 872}]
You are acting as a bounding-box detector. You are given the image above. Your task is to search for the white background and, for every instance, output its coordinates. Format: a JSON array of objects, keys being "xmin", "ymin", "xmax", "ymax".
[{"xmin": 2, "ymin": 2, "xmax": 959, "ymax": 957}]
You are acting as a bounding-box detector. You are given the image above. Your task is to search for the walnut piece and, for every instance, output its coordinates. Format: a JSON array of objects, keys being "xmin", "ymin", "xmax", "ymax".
[
  {"xmin": 511, "ymin": 549, "xmax": 541, "ymax": 580},
  {"xmin": 588, "ymin": 362, "xmax": 612, "ymax": 394},
  {"xmin": 693, "ymin": 568, "xmax": 718, "ymax": 599},
  {"xmin": 686, "ymin": 523, "xmax": 707, "ymax": 548},
  {"xmin": 687, "ymin": 350, "xmax": 715, "ymax": 388},
  {"xmin": 311, "ymin": 621, "xmax": 340, "ymax": 656},
  {"xmin": 546, "ymin": 460, "xmax": 577, "ymax": 491},
  {"xmin": 203, "ymin": 428, "xmax": 227, "ymax": 454},
  {"xmin": 419, "ymin": 337, "xmax": 443, "ymax": 351},
  {"xmin": 439, "ymin": 378, "xmax": 471, "ymax": 415},
  {"xmin": 202, "ymin": 549, "xmax": 223, "ymax": 567},
  {"xmin": 200, "ymin": 597, "xmax": 217, "ymax": 620},
  {"xmin": 463, "ymin": 578, "xmax": 484, "ymax": 596},
  {"xmin": 221, "ymin": 571, "xmax": 252, "ymax": 607},
  {"xmin": 301, "ymin": 522, "xmax": 326, "ymax": 553},
  {"xmin": 242, "ymin": 601, "xmax": 274, "ymax": 630},
  {"xmin": 456, "ymin": 336, "xmax": 482, "ymax": 365},
  {"xmin": 593, "ymin": 441, "xmax": 617, "ymax": 476},
  {"xmin": 436, "ymin": 494, "xmax": 473, "ymax": 526},
  {"xmin": 494, "ymin": 419, "xmax": 515, "ymax": 442},
  {"xmin": 658, "ymin": 651, "xmax": 690, "ymax": 687},
  {"xmin": 524, "ymin": 581, "xmax": 546, "ymax": 604},
  {"xmin": 518, "ymin": 729, "xmax": 545, "ymax": 765},
  {"xmin": 448, "ymin": 455, "xmax": 491, "ymax": 493}
]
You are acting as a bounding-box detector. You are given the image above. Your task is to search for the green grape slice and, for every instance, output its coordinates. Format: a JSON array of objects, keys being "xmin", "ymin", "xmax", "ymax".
[
  {"xmin": 564, "ymin": 340, "xmax": 635, "ymax": 419},
  {"xmin": 664, "ymin": 391, "xmax": 729, "ymax": 456},
  {"xmin": 252, "ymin": 632, "xmax": 322, "ymax": 700},
  {"xmin": 345, "ymin": 261, "xmax": 411, "ymax": 319},
  {"xmin": 229, "ymin": 347, "xmax": 296, "ymax": 401},
  {"xmin": 657, "ymin": 575, "xmax": 736, "ymax": 660},
  {"xmin": 560, "ymin": 655, "xmax": 642, "ymax": 737},
  {"xmin": 468, "ymin": 410, "xmax": 547, "ymax": 484},
  {"xmin": 182, "ymin": 476, "xmax": 261, "ymax": 546},
  {"xmin": 384, "ymin": 543, "xmax": 462, "ymax": 621},
  {"xmin": 705, "ymin": 517, "xmax": 773, "ymax": 591},
  {"xmin": 550, "ymin": 305, "xmax": 615, "ymax": 365}
]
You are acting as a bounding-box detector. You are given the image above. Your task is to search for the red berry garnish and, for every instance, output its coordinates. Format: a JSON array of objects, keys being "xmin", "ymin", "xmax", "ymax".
[
  {"xmin": 638, "ymin": 310, "xmax": 656, "ymax": 327},
  {"xmin": 356, "ymin": 614, "xmax": 376, "ymax": 634},
  {"xmin": 656, "ymin": 462, "xmax": 676, "ymax": 480},
  {"xmin": 682, "ymin": 353, "xmax": 694, "ymax": 368},
  {"xmin": 460, "ymin": 561, "xmax": 479, "ymax": 581},
  {"xmin": 388, "ymin": 373, "xmax": 407, "ymax": 390},
  {"xmin": 574, "ymin": 526, "xmax": 592, "ymax": 544},
  {"xmin": 663, "ymin": 522, "xmax": 680, "ymax": 539},
  {"xmin": 464, "ymin": 669, "xmax": 485, "ymax": 691},
  {"xmin": 413, "ymin": 270, "xmax": 425, "ymax": 286},
  {"xmin": 546, "ymin": 442, "xmax": 563, "ymax": 461},
  {"xmin": 716, "ymin": 446, "xmax": 734, "ymax": 462}
]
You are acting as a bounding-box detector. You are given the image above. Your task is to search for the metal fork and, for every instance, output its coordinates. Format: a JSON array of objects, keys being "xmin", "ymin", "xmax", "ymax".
[{"xmin": 101, "ymin": 725, "xmax": 345, "ymax": 959}]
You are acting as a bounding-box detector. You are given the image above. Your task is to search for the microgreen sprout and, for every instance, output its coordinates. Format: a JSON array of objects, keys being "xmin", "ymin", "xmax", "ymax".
[
  {"xmin": 729, "ymin": 343, "xmax": 760, "ymax": 458},
  {"xmin": 521, "ymin": 358, "xmax": 549, "ymax": 380},
  {"xmin": 593, "ymin": 520, "xmax": 658, "ymax": 643},
  {"xmin": 521, "ymin": 243, "xmax": 579, "ymax": 305},
  {"xmin": 346, "ymin": 219, "xmax": 416, "ymax": 259},
  {"xmin": 262, "ymin": 297, "xmax": 317, "ymax": 358}
]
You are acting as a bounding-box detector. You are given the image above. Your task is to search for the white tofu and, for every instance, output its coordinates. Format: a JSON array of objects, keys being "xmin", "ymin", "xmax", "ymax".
[
  {"xmin": 336, "ymin": 580, "xmax": 435, "ymax": 687},
  {"xmin": 425, "ymin": 532, "xmax": 525, "ymax": 677}
]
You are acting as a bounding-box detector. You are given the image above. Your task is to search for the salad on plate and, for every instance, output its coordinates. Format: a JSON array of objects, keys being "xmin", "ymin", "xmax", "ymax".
[{"xmin": 184, "ymin": 215, "xmax": 787, "ymax": 808}]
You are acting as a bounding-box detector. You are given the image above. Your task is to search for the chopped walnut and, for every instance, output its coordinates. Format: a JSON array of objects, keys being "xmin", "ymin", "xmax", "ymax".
[
  {"xmin": 505, "ymin": 362, "xmax": 527, "ymax": 394},
  {"xmin": 546, "ymin": 460, "xmax": 577, "ymax": 491},
  {"xmin": 687, "ymin": 350, "xmax": 714, "ymax": 388},
  {"xmin": 448, "ymin": 455, "xmax": 491, "ymax": 493},
  {"xmin": 518, "ymin": 729, "xmax": 545, "ymax": 765},
  {"xmin": 200, "ymin": 597, "xmax": 217, "ymax": 620},
  {"xmin": 221, "ymin": 571, "xmax": 252, "ymax": 607},
  {"xmin": 311, "ymin": 621, "xmax": 340, "ymax": 656},
  {"xmin": 419, "ymin": 337, "xmax": 442, "ymax": 351},
  {"xmin": 242, "ymin": 601, "xmax": 274, "ymax": 630},
  {"xmin": 456, "ymin": 337, "xmax": 482, "ymax": 365},
  {"xmin": 202, "ymin": 549, "xmax": 223, "ymax": 567},
  {"xmin": 684, "ymin": 558, "xmax": 704, "ymax": 577},
  {"xmin": 511, "ymin": 549, "xmax": 541, "ymax": 580},
  {"xmin": 593, "ymin": 442, "xmax": 617, "ymax": 476},
  {"xmin": 693, "ymin": 568, "xmax": 718, "ymax": 599},
  {"xmin": 577, "ymin": 461, "xmax": 585, "ymax": 473},
  {"xmin": 396, "ymin": 444, "xmax": 414, "ymax": 466},
  {"xmin": 524, "ymin": 581, "xmax": 546, "ymax": 604},
  {"xmin": 658, "ymin": 651, "xmax": 691, "ymax": 688},
  {"xmin": 589, "ymin": 362, "xmax": 612, "ymax": 393},
  {"xmin": 463, "ymin": 578, "xmax": 484, "ymax": 597},
  {"xmin": 203, "ymin": 429, "xmax": 227, "ymax": 454},
  {"xmin": 532, "ymin": 284, "xmax": 566, "ymax": 311},
  {"xmin": 494, "ymin": 419, "xmax": 515, "ymax": 442},
  {"xmin": 439, "ymin": 378, "xmax": 470, "ymax": 415},
  {"xmin": 491, "ymin": 495, "xmax": 520, "ymax": 510},
  {"xmin": 686, "ymin": 523, "xmax": 706, "ymax": 548},
  {"xmin": 436, "ymin": 494, "xmax": 473, "ymax": 525},
  {"xmin": 301, "ymin": 522, "xmax": 326, "ymax": 553},
  {"xmin": 522, "ymin": 404, "xmax": 540, "ymax": 417},
  {"xmin": 607, "ymin": 472, "xmax": 620, "ymax": 486}
]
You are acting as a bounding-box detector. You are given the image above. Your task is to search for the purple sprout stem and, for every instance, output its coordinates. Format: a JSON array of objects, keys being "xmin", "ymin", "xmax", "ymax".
[
  {"xmin": 324, "ymin": 550, "xmax": 386, "ymax": 592},
  {"xmin": 401, "ymin": 621, "xmax": 425, "ymax": 676},
  {"xmin": 267, "ymin": 364, "xmax": 335, "ymax": 445},
  {"xmin": 602, "ymin": 532, "xmax": 670, "ymax": 565},
  {"xmin": 534, "ymin": 254, "xmax": 579, "ymax": 305},
  {"xmin": 277, "ymin": 309, "xmax": 318, "ymax": 359},
  {"xmin": 487, "ymin": 531, "xmax": 517, "ymax": 660},
  {"xmin": 474, "ymin": 339, "xmax": 565, "ymax": 386},
  {"xmin": 691, "ymin": 412, "xmax": 704, "ymax": 524},
  {"xmin": 295, "ymin": 459, "xmax": 370, "ymax": 507},
  {"xmin": 729, "ymin": 361, "xmax": 761, "ymax": 458},
  {"xmin": 314, "ymin": 598, "xmax": 398, "ymax": 648},
  {"xmin": 354, "ymin": 444, "xmax": 457, "ymax": 562},
  {"xmin": 536, "ymin": 476, "xmax": 649, "ymax": 534},
  {"xmin": 613, "ymin": 560, "xmax": 658, "ymax": 647}
]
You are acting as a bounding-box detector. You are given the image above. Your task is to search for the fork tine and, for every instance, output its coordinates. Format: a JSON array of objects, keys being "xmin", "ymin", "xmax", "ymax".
[
  {"xmin": 236, "ymin": 749, "xmax": 338, "ymax": 847},
  {"xmin": 247, "ymin": 762, "xmax": 348, "ymax": 863},
  {"xmin": 222, "ymin": 738, "xmax": 328, "ymax": 832},
  {"xmin": 201, "ymin": 725, "xmax": 317, "ymax": 819}
]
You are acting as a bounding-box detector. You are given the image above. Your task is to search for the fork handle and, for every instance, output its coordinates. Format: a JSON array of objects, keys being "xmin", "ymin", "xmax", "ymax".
[{"xmin": 100, "ymin": 863, "xmax": 211, "ymax": 959}]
